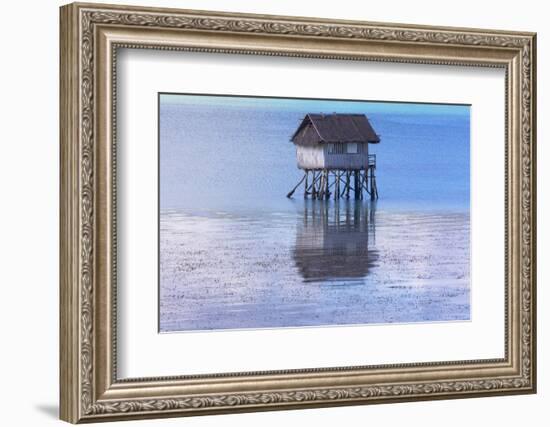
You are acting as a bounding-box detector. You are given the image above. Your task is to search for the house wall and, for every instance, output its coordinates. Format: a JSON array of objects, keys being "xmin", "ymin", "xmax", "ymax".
[
  {"xmin": 324, "ymin": 142, "xmax": 370, "ymax": 170},
  {"xmin": 296, "ymin": 145, "xmax": 325, "ymax": 169},
  {"xmin": 296, "ymin": 143, "xmax": 371, "ymax": 170}
]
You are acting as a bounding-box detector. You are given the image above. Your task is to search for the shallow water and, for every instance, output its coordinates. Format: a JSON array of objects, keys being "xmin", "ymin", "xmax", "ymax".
[
  {"xmin": 160, "ymin": 201, "xmax": 470, "ymax": 331},
  {"xmin": 159, "ymin": 96, "xmax": 470, "ymax": 332}
]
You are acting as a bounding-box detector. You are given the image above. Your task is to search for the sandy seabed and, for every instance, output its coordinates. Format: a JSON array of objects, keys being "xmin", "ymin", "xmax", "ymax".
[{"xmin": 159, "ymin": 204, "xmax": 470, "ymax": 332}]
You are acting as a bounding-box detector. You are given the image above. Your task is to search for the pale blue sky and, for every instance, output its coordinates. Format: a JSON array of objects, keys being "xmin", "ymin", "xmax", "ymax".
[{"xmin": 159, "ymin": 93, "xmax": 470, "ymax": 117}]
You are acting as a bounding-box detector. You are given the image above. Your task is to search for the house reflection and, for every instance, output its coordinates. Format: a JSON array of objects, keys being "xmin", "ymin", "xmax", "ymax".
[{"xmin": 293, "ymin": 200, "xmax": 379, "ymax": 283}]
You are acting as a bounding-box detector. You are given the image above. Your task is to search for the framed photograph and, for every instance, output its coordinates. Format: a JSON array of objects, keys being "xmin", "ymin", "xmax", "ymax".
[{"xmin": 60, "ymin": 2, "xmax": 537, "ymax": 423}]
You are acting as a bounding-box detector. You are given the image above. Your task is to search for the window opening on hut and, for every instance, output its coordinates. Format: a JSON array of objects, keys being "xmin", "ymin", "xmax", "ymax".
[{"xmin": 346, "ymin": 142, "xmax": 359, "ymax": 154}]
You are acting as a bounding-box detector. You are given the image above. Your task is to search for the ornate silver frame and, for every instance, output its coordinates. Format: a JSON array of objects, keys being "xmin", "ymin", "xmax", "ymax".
[{"xmin": 60, "ymin": 2, "xmax": 536, "ymax": 423}]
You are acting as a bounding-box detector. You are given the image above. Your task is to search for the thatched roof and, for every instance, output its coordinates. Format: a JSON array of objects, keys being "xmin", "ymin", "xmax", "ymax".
[{"xmin": 291, "ymin": 113, "xmax": 380, "ymax": 145}]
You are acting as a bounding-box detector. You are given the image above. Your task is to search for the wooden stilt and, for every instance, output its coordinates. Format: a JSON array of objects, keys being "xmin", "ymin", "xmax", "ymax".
[
  {"xmin": 359, "ymin": 170, "xmax": 364, "ymax": 200},
  {"xmin": 286, "ymin": 173, "xmax": 306, "ymax": 198},
  {"xmin": 318, "ymin": 172, "xmax": 324, "ymax": 198},
  {"xmin": 324, "ymin": 170, "xmax": 329, "ymax": 199},
  {"xmin": 320, "ymin": 171, "xmax": 324, "ymax": 199},
  {"xmin": 313, "ymin": 171, "xmax": 323, "ymax": 198},
  {"xmin": 363, "ymin": 173, "xmax": 368, "ymax": 196},
  {"xmin": 339, "ymin": 172, "xmax": 346, "ymax": 198},
  {"xmin": 353, "ymin": 170, "xmax": 361, "ymax": 200},
  {"xmin": 361, "ymin": 170, "xmax": 370, "ymax": 198},
  {"xmin": 370, "ymin": 166, "xmax": 377, "ymax": 200}
]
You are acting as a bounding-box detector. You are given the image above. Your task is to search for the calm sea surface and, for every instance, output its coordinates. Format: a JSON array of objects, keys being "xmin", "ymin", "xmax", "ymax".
[{"xmin": 159, "ymin": 97, "xmax": 470, "ymax": 332}]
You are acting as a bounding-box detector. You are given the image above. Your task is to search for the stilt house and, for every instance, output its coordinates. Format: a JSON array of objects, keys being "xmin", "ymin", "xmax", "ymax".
[{"xmin": 287, "ymin": 113, "xmax": 381, "ymax": 200}]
